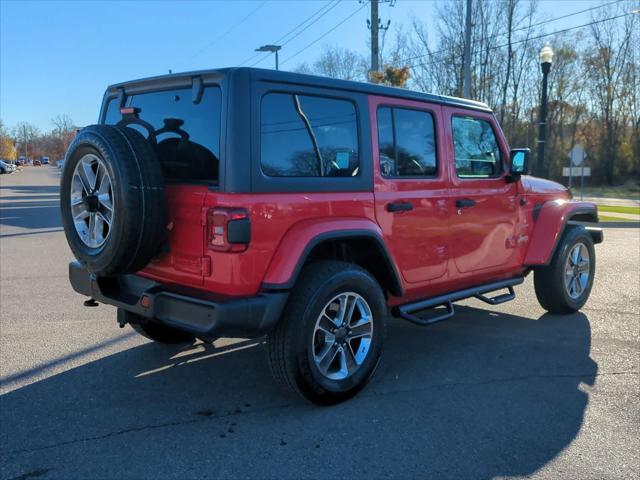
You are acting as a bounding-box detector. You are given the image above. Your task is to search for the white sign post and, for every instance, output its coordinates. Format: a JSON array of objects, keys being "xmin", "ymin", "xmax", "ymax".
[
  {"xmin": 566, "ymin": 144, "xmax": 588, "ymax": 199},
  {"xmin": 563, "ymin": 167, "xmax": 591, "ymax": 176}
]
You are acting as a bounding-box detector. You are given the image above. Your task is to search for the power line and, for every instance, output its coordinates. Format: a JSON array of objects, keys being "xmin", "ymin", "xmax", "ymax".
[
  {"xmin": 278, "ymin": 1, "xmax": 341, "ymax": 46},
  {"xmin": 515, "ymin": 0, "xmax": 621, "ymax": 33},
  {"xmin": 280, "ymin": 2, "xmax": 368, "ymax": 67},
  {"xmin": 240, "ymin": 1, "xmax": 337, "ymax": 66},
  {"xmin": 251, "ymin": 0, "xmax": 340, "ymax": 67},
  {"xmin": 174, "ymin": 0, "xmax": 268, "ymax": 70},
  {"xmin": 245, "ymin": 0, "xmax": 341, "ymax": 68},
  {"xmin": 399, "ymin": 0, "xmax": 621, "ymax": 66},
  {"xmin": 408, "ymin": 10, "xmax": 635, "ymax": 70}
]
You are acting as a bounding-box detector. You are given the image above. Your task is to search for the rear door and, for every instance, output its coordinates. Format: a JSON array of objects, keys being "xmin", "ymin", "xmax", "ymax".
[
  {"xmin": 443, "ymin": 107, "xmax": 519, "ymax": 276},
  {"xmin": 102, "ymin": 84, "xmax": 223, "ymax": 287},
  {"xmin": 371, "ymin": 96, "xmax": 449, "ymax": 285}
]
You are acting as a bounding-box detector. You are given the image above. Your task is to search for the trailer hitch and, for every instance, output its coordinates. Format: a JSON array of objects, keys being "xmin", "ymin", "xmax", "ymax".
[{"xmin": 83, "ymin": 297, "xmax": 99, "ymax": 307}]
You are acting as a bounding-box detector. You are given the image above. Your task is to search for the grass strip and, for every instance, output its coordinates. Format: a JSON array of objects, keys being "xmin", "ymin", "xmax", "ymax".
[
  {"xmin": 598, "ymin": 205, "xmax": 640, "ymax": 215},
  {"xmin": 598, "ymin": 215, "xmax": 639, "ymax": 223}
]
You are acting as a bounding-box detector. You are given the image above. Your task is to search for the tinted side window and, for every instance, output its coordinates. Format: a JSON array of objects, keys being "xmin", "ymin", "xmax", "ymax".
[
  {"xmin": 377, "ymin": 106, "xmax": 437, "ymax": 177},
  {"xmin": 377, "ymin": 107, "xmax": 395, "ymax": 177},
  {"xmin": 104, "ymin": 87, "xmax": 221, "ymax": 182},
  {"xmin": 261, "ymin": 93, "xmax": 359, "ymax": 177},
  {"xmin": 451, "ymin": 116, "xmax": 501, "ymax": 178}
]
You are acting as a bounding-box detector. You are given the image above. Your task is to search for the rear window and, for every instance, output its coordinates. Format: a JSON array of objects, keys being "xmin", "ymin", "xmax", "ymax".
[
  {"xmin": 260, "ymin": 93, "xmax": 359, "ymax": 177},
  {"xmin": 104, "ymin": 86, "xmax": 221, "ymax": 182}
]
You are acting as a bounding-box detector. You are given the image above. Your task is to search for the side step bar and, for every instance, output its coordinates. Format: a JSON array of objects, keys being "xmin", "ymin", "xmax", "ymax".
[{"xmin": 396, "ymin": 277, "xmax": 524, "ymax": 327}]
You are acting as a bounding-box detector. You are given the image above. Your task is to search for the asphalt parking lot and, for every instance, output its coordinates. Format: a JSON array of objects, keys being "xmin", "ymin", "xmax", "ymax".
[{"xmin": 1, "ymin": 168, "xmax": 638, "ymax": 479}]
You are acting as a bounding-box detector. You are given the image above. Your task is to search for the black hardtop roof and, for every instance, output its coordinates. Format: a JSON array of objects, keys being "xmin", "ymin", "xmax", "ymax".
[{"xmin": 106, "ymin": 67, "xmax": 492, "ymax": 113}]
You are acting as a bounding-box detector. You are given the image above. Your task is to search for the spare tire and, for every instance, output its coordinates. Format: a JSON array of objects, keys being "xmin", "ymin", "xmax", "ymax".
[{"xmin": 60, "ymin": 124, "xmax": 167, "ymax": 276}]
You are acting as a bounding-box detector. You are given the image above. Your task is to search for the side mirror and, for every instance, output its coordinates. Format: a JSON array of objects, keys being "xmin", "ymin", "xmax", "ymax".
[{"xmin": 510, "ymin": 148, "xmax": 531, "ymax": 176}]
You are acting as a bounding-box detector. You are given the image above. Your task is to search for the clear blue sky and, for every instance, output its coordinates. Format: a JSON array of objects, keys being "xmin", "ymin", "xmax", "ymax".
[{"xmin": 0, "ymin": 0, "xmax": 609, "ymax": 132}]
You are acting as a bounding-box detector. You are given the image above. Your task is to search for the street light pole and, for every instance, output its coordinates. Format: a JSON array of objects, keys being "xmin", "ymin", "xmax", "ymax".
[
  {"xmin": 255, "ymin": 44, "xmax": 282, "ymax": 70},
  {"xmin": 536, "ymin": 44, "xmax": 553, "ymax": 177}
]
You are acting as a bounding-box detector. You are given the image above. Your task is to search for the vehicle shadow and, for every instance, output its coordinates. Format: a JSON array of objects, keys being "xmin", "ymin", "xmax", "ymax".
[
  {"xmin": 0, "ymin": 200, "xmax": 61, "ymax": 232},
  {"xmin": 0, "ymin": 182, "xmax": 61, "ymax": 232},
  {"xmin": 0, "ymin": 185, "xmax": 60, "ymax": 194},
  {"xmin": 0, "ymin": 307, "xmax": 596, "ymax": 479}
]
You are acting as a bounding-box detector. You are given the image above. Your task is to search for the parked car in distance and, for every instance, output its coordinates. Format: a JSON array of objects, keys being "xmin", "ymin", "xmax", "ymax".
[
  {"xmin": 62, "ymin": 68, "xmax": 602, "ymax": 405},
  {"xmin": 33, "ymin": 159, "xmax": 42, "ymax": 166},
  {"xmin": 0, "ymin": 160, "xmax": 16, "ymax": 174},
  {"xmin": 41, "ymin": 156, "xmax": 50, "ymax": 165}
]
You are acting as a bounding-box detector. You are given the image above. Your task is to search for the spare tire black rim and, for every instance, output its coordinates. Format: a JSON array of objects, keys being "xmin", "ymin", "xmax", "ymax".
[{"xmin": 70, "ymin": 153, "xmax": 114, "ymax": 248}]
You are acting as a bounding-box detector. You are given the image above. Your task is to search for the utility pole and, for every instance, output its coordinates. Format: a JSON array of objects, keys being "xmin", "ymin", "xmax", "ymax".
[
  {"xmin": 370, "ymin": 0, "xmax": 380, "ymax": 74},
  {"xmin": 366, "ymin": 0, "xmax": 392, "ymax": 80},
  {"xmin": 463, "ymin": 0, "xmax": 472, "ymax": 98}
]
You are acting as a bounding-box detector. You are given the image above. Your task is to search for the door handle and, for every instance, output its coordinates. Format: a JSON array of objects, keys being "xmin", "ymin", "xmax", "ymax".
[
  {"xmin": 387, "ymin": 201, "xmax": 414, "ymax": 212},
  {"xmin": 455, "ymin": 198, "xmax": 476, "ymax": 209}
]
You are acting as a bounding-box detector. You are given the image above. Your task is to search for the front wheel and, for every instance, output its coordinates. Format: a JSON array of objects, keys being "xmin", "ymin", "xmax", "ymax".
[
  {"xmin": 267, "ymin": 261, "xmax": 387, "ymax": 405},
  {"xmin": 534, "ymin": 225, "xmax": 596, "ymax": 314}
]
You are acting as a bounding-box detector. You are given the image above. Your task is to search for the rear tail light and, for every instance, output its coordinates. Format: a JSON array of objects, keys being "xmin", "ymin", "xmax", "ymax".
[{"xmin": 207, "ymin": 208, "xmax": 250, "ymax": 252}]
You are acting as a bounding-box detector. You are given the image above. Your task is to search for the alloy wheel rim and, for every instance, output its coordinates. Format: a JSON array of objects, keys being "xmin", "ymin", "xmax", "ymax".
[
  {"xmin": 564, "ymin": 242, "xmax": 590, "ymax": 300},
  {"xmin": 70, "ymin": 154, "xmax": 114, "ymax": 248},
  {"xmin": 312, "ymin": 291, "xmax": 374, "ymax": 381}
]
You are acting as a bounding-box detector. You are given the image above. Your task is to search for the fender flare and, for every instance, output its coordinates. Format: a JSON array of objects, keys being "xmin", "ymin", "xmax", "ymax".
[
  {"xmin": 524, "ymin": 200, "xmax": 601, "ymax": 266},
  {"xmin": 261, "ymin": 218, "xmax": 403, "ymax": 296}
]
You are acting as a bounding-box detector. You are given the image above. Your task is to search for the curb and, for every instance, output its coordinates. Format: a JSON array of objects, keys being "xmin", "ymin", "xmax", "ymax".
[{"xmin": 598, "ymin": 221, "xmax": 640, "ymax": 229}]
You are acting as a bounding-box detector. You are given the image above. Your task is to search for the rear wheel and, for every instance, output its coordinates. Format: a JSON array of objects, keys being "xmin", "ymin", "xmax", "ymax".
[
  {"xmin": 534, "ymin": 225, "xmax": 595, "ymax": 313},
  {"xmin": 267, "ymin": 261, "xmax": 386, "ymax": 405}
]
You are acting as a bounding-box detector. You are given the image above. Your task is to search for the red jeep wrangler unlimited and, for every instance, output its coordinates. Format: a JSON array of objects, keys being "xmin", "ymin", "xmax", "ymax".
[{"xmin": 61, "ymin": 68, "xmax": 602, "ymax": 404}]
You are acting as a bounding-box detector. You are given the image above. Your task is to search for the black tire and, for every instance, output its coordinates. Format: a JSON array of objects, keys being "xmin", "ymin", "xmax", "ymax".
[
  {"xmin": 121, "ymin": 309, "xmax": 194, "ymax": 344},
  {"xmin": 534, "ymin": 225, "xmax": 596, "ymax": 314},
  {"xmin": 267, "ymin": 261, "xmax": 387, "ymax": 405},
  {"xmin": 60, "ymin": 125, "xmax": 167, "ymax": 275}
]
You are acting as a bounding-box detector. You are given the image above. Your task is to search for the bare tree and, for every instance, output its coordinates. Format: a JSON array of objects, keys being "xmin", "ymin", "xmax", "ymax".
[
  {"xmin": 379, "ymin": 26, "xmax": 411, "ymax": 71},
  {"xmin": 408, "ymin": 0, "xmax": 505, "ymax": 104},
  {"xmin": 12, "ymin": 122, "xmax": 40, "ymax": 160},
  {"xmin": 499, "ymin": 0, "xmax": 517, "ymax": 125},
  {"xmin": 583, "ymin": 3, "xmax": 638, "ymax": 184},
  {"xmin": 51, "ymin": 114, "xmax": 76, "ymax": 160},
  {"xmin": 51, "ymin": 114, "xmax": 74, "ymax": 137},
  {"xmin": 504, "ymin": 1, "xmax": 538, "ymax": 139},
  {"xmin": 294, "ymin": 45, "xmax": 367, "ymax": 81}
]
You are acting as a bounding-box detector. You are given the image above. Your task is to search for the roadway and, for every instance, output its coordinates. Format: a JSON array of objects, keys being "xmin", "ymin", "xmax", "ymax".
[{"xmin": 1, "ymin": 168, "xmax": 638, "ymax": 479}]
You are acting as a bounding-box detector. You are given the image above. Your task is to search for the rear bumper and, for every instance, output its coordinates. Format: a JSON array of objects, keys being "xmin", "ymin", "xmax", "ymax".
[{"xmin": 69, "ymin": 261, "xmax": 288, "ymax": 340}]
